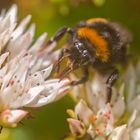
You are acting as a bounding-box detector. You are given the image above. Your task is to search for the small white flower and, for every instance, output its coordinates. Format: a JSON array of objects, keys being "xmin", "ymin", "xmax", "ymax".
[
  {"xmin": 67, "ymin": 118, "xmax": 85, "ymax": 137},
  {"xmin": 67, "ymin": 99, "xmax": 114, "ymax": 139},
  {"xmin": 0, "ymin": 109, "xmax": 28, "ymax": 128}
]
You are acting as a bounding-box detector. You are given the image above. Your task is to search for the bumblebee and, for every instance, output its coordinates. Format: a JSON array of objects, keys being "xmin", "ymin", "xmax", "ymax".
[{"xmin": 41, "ymin": 18, "xmax": 132, "ymax": 102}]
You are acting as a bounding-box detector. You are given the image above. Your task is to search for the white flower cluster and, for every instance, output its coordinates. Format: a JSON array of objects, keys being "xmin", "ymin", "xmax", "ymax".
[
  {"xmin": 66, "ymin": 61, "xmax": 140, "ymax": 140},
  {"xmin": 0, "ymin": 5, "xmax": 70, "ymax": 128}
]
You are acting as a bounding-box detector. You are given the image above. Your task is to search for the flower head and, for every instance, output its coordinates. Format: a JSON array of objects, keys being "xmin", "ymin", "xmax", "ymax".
[
  {"xmin": 66, "ymin": 60, "xmax": 140, "ymax": 140},
  {"xmin": 0, "ymin": 5, "xmax": 70, "ymax": 128}
]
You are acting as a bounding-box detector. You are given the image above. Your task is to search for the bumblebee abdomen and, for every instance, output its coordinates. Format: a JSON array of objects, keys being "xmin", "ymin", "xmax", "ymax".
[
  {"xmin": 76, "ymin": 18, "xmax": 131, "ymax": 63},
  {"xmin": 87, "ymin": 20, "xmax": 131, "ymax": 50}
]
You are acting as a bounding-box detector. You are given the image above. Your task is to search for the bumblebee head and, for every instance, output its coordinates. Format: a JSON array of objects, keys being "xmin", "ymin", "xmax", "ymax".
[
  {"xmin": 67, "ymin": 38, "xmax": 96, "ymax": 68},
  {"xmin": 59, "ymin": 38, "xmax": 96, "ymax": 80}
]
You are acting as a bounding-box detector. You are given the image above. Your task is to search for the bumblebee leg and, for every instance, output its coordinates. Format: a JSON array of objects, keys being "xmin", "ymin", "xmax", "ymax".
[
  {"xmin": 46, "ymin": 27, "xmax": 68, "ymax": 46},
  {"xmin": 39, "ymin": 26, "xmax": 74, "ymax": 52},
  {"xmin": 54, "ymin": 48, "xmax": 70, "ymax": 73},
  {"xmin": 106, "ymin": 69, "xmax": 119, "ymax": 103},
  {"xmin": 71, "ymin": 68, "xmax": 89, "ymax": 86}
]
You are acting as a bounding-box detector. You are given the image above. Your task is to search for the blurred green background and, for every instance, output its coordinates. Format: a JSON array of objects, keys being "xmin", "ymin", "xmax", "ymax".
[{"xmin": 0, "ymin": 0, "xmax": 140, "ymax": 140}]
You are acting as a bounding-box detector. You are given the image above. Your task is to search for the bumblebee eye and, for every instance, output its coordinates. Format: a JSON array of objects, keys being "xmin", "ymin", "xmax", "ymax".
[
  {"xmin": 74, "ymin": 41, "xmax": 82, "ymax": 47},
  {"xmin": 83, "ymin": 50, "xmax": 88, "ymax": 56}
]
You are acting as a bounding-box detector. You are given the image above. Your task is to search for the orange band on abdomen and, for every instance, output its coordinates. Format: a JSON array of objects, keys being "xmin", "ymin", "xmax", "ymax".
[{"xmin": 78, "ymin": 27, "xmax": 110, "ymax": 62}]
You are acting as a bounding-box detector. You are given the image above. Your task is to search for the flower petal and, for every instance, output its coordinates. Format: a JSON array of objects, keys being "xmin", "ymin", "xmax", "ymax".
[
  {"xmin": 11, "ymin": 15, "xmax": 31, "ymax": 40},
  {"xmin": 0, "ymin": 26, "xmax": 14, "ymax": 49},
  {"xmin": 0, "ymin": 52, "xmax": 9, "ymax": 68},
  {"xmin": 127, "ymin": 110, "xmax": 137, "ymax": 128},
  {"xmin": 28, "ymin": 64, "xmax": 53, "ymax": 87},
  {"xmin": 75, "ymin": 100, "xmax": 93, "ymax": 126},
  {"xmin": 5, "ymin": 4, "xmax": 17, "ymax": 25},
  {"xmin": 128, "ymin": 95, "xmax": 140, "ymax": 112},
  {"xmin": 131, "ymin": 127, "xmax": 140, "ymax": 140},
  {"xmin": 111, "ymin": 125, "xmax": 129, "ymax": 140},
  {"xmin": 8, "ymin": 32, "xmax": 32, "ymax": 58},
  {"xmin": 17, "ymin": 85, "xmax": 45, "ymax": 107},
  {"xmin": 29, "ymin": 32, "xmax": 47, "ymax": 52},
  {"xmin": 125, "ymin": 64, "xmax": 136, "ymax": 103},
  {"xmin": 26, "ymin": 79, "xmax": 70, "ymax": 107},
  {"xmin": 111, "ymin": 85, "xmax": 125, "ymax": 119}
]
